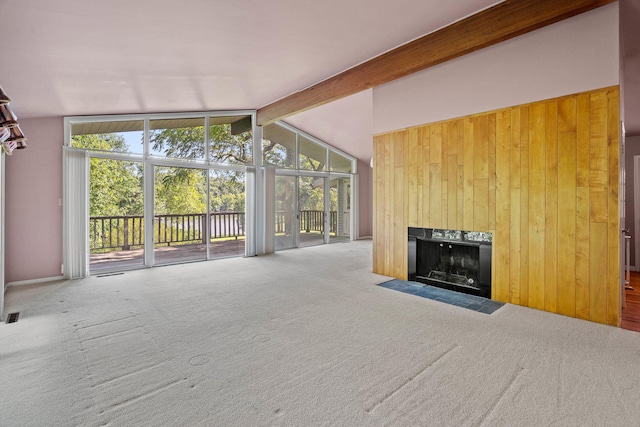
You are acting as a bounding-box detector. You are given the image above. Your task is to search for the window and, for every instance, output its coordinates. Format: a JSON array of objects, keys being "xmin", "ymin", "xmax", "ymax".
[
  {"xmin": 150, "ymin": 118, "xmax": 205, "ymax": 159},
  {"xmin": 64, "ymin": 112, "xmax": 357, "ymax": 276},
  {"xmin": 263, "ymin": 123, "xmax": 296, "ymax": 168},
  {"xmin": 71, "ymin": 120, "xmax": 144, "ymax": 154}
]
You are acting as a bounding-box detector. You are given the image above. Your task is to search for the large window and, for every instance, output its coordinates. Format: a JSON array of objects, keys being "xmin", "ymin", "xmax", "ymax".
[
  {"xmin": 67, "ymin": 112, "xmax": 254, "ymax": 274},
  {"xmin": 263, "ymin": 122, "xmax": 356, "ymax": 251},
  {"xmin": 64, "ymin": 112, "xmax": 357, "ymax": 276}
]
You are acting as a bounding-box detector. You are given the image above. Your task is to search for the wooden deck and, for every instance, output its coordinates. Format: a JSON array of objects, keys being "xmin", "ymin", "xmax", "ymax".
[
  {"xmin": 622, "ymin": 271, "xmax": 640, "ymax": 332},
  {"xmin": 90, "ymin": 232, "xmax": 350, "ymax": 274},
  {"xmin": 90, "ymin": 238, "xmax": 246, "ymax": 273}
]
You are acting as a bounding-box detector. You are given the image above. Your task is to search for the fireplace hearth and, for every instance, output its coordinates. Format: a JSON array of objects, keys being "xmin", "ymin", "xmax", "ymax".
[{"xmin": 408, "ymin": 227, "xmax": 492, "ymax": 298}]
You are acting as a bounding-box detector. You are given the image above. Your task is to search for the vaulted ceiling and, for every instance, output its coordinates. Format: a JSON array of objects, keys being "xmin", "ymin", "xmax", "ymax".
[{"xmin": 0, "ymin": 0, "xmax": 637, "ymax": 161}]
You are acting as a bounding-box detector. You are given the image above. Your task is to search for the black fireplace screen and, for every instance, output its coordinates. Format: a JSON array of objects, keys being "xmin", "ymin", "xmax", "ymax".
[{"xmin": 408, "ymin": 228, "xmax": 492, "ymax": 298}]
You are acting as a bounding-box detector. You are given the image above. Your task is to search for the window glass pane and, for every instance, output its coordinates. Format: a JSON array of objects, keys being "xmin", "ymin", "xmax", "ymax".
[
  {"xmin": 89, "ymin": 159, "xmax": 144, "ymax": 272},
  {"xmin": 263, "ymin": 123, "xmax": 296, "ymax": 168},
  {"xmin": 299, "ymin": 136, "xmax": 327, "ymax": 171},
  {"xmin": 71, "ymin": 120, "xmax": 144, "ymax": 154},
  {"xmin": 275, "ymin": 175, "xmax": 297, "ymax": 250},
  {"xmin": 330, "ymin": 150, "xmax": 353, "ymax": 173},
  {"xmin": 330, "ymin": 177, "xmax": 351, "ymax": 243},
  {"xmin": 150, "ymin": 118, "xmax": 205, "ymax": 159},
  {"xmin": 299, "ymin": 176, "xmax": 325, "ymax": 247},
  {"xmin": 209, "ymin": 116, "xmax": 252, "ymax": 165},
  {"xmin": 209, "ymin": 169, "xmax": 246, "ymax": 258},
  {"xmin": 154, "ymin": 166, "xmax": 208, "ymax": 265}
]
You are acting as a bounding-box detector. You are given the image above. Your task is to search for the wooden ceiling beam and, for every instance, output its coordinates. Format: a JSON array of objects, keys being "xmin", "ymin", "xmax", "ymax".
[{"xmin": 257, "ymin": 0, "xmax": 615, "ymax": 126}]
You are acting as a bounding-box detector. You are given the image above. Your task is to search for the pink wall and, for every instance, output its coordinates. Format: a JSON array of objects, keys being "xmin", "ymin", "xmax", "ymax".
[
  {"xmin": 373, "ymin": 4, "xmax": 620, "ymax": 134},
  {"xmin": 5, "ymin": 117, "xmax": 64, "ymax": 283}
]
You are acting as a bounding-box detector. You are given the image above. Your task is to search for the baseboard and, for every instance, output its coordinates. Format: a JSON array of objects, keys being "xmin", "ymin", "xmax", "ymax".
[{"xmin": 6, "ymin": 275, "xmax": 65, "ymax": 288}]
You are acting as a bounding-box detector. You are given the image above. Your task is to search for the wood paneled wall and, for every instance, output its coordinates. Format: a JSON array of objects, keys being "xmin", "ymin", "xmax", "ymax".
[{"xmin": 373, "ymin": 86, "xmax": 620, "ymax": 326}]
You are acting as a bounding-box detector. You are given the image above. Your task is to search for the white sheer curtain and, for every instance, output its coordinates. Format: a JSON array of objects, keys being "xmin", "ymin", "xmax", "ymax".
[
  {"xmin": 263, "ymin": 167, "xmax": 275, "ymax": 254},
  {"xmin": 244, "ymin": 166, "xmax": 256, "ymax": 257},
  {"xmin": 63, "ymin": 148, "xmax": 89, "ymax": 279}
]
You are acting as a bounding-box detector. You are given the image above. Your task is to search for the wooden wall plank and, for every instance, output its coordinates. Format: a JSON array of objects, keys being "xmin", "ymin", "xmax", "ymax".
[
  {"xmin": 488, "ymin": 114, "xmax": 497, "ymax": 231},
  {"xmin": 545, "ymin": 101, "xmax": 559, "ymax": 313},
  {"xmin": 371, "ymin": 86, "xmax": 620, "ymax": 326},
  {"xmin": 520, "ymin": 106, "xmax": 530, "ymax": 306},
  {"xmin": 510, "ymin": 108, "xmax": 522, "ymax": 304},
  {"xmin": 372, "ymin": 135, "xmax": 384, "ymax": 274},
  {"xmin": 448, "ymin": 154, "xmax": 458, "ymax": 230},
  {"xmin": 454, "ymin": 119, "xmax": 465, "ymax": 229},
  {"xmin": 441, "ymin": 125, "xmax": 450, "ymax": 227},
  {"xmin": 576, "ymin": 94, "xmax": 591, "ymax": 187},
  {"xmin": 474, "ymin": 115, "xmax": 489, "ymax": 180},
  {"xmin": 557, "ymin": 131, "xmax": 577, "ymax": 316},
  {"xmin": 454, "ymin": 119, "xmax": 464, "ymax": 164},
  {"xmin": 559, "ymin": 96, "xmax": 577, "ymax": 132},
  {"xmin": 575, "ymin": 186, "xmax": 590, "ymax": 320},
  {"xmin": 589, "ymin": 222, "xmax": 608, "ymax": 323},
  {"xmin": 430, "ymin": 163, "xmax": 443, "ymax": 228},
  {"xmin": 442, "ymin": 123, "xmax": 450, "ymax": 179},
  {"xmin": 528, "ymin": 103, "xmax": 546, "ymax": 310},
  {"xmin": 430, "ymin": 124, "xmax": 442, "ymax": 165},
  {"xmin": 384, "ymin": 132, "xmax": 393, "ymax": 275},
  {"xmin": 393, "ymin": 131, "xmax": 406, "ymax": 279},
  {"xmin": 474, "ymin": 179, "xmax": 489, "ymax": 231},
  {"xmin": 495, "ymin": 110, "xmax": 511, "ymax": 302},
  {"xmin": 510, "ymin": 188, "xmax": 521, "ymax": 304},
  {"xmin": 607, "ymin": 88, "xmax": 620, "ymax": 326},
  {"xmin": 589, "ymin": 92, "xmax": 609, "ymax": 223},
  {"xmin": 463, "ymin": 118, "xmax": 475, "ymax": 230},
  {"xmin": 407, "ymin": 128, "xmax": 420, "ymax": 227},
  {"xmin": 415, "ymin": 128, "xmax": 425, "ymax": 224},
  {"xmin": 421, "ymin": 127, "xmax": 431, "ymax": 227}
]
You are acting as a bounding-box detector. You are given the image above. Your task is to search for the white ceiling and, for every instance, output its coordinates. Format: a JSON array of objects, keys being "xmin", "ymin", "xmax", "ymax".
[{"xmin": 0, "ymin": 0, "xmax": 637, "ymax": 161}]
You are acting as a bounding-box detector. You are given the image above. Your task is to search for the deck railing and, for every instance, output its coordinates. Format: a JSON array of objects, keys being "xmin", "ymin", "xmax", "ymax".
[{"xmin": 90, "ymin": 210, "xmax": 335, "ymax": 253}]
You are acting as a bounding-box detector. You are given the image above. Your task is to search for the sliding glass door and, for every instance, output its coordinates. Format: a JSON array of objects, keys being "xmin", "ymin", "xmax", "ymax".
[
  {"xmin": 89, "ymin": 158, "xmax": 145, "ymax": 273},
  {"xmin": 154, "ymin": 166, "xmax": 208, "ymax": 265},
  {"xmin": 67, "ymin": 114, "xmax": 357, "ymax": 275},
  {"xmin": 209, "ymin": 169, "xmax": 246, "ymax": 258},
  {"xmin": 275, "ymin": 175, "xmax": 297, "ymax": 250},
  {"xmin": 298, "ymin": 176, "xmax": 325, "ymax": 248},
  {"xmin": 330, "ymin": 177, "xmax": 351, "ymax": 243}
]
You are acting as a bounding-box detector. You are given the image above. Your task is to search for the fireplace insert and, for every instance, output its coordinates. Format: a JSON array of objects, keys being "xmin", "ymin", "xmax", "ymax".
[{"xmin": 408, "ymin": 228, "xmax": 492, "ymax": 298}]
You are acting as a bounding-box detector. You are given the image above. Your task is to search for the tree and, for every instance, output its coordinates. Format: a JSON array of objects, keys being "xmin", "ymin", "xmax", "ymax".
[
  {"xmin": 72, "ymin": 134, "xmax": 143, "ymax": 217},
  {"xmin": 150, "ymin": 124, "xmax": 248, "ymax": 213},
  {"xmin": 154, "ymin": 167, "xmax": 207, "ymax": 215},
  {"xmin": 150, "ymin": 124, "xmax": 253, "ymax": 164}
]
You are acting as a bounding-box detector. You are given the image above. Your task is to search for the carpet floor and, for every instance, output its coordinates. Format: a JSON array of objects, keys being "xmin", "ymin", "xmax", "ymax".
[{"xmin": 2, "ymin": 240, "xmax": 640, "ymax": 426}]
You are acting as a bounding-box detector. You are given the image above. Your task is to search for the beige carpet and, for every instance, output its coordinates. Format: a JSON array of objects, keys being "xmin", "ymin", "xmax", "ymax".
[{"xmin": 2, "ymin": 240, "xmax": 640, "ymax": 426}]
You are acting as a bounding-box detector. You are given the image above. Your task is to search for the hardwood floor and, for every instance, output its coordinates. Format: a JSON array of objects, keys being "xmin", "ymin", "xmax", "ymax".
[{"xmin": 621, "ymin": 271, "xmax": 640, "ymax": 332}]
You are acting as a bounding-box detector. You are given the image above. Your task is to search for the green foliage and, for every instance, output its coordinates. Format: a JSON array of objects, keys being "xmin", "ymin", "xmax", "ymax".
[
  {"xmin": 210, "ymin": 171, "xmax": 245, "ymax": 212},
  {"xmin": 73, "ymin": 134, "xmax": 143, "ymax": 217},
  {"xmin": 154, "ymin": 167, "xmax": 207, "ymax": 215},
  {"xmin": 72, "ymin": 133, "xmax": 128, "ymax": 152},
  {"xmin": 151, "ymin": 127, "xmax": 205, "ymax": 159},
  {"xmin": 298, "ymin": 177, "xmax": 324, "ymax": 211},
  {"xmin": 150, "ymin": 124, "xmax": 252, "ymax": 164},
  {"xmin": 210, "ymin": 125, "xmax": 252, "ymax": 164}
]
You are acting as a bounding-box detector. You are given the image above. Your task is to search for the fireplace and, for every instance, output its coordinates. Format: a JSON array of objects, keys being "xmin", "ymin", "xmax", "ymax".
[{"xmin": 408, "ymin": 228, "xmax": 492, "ymax": 298}]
